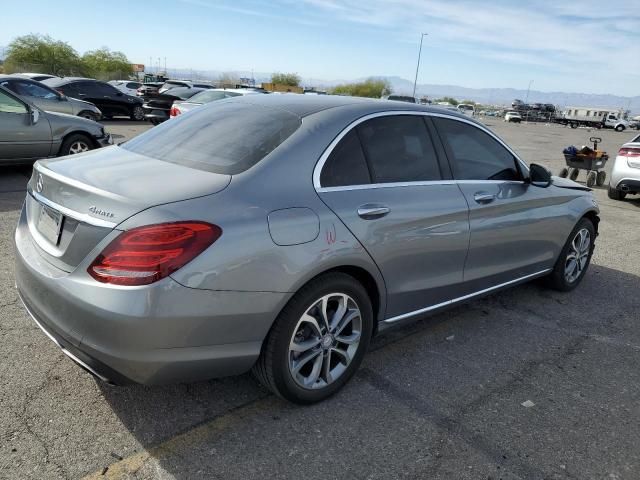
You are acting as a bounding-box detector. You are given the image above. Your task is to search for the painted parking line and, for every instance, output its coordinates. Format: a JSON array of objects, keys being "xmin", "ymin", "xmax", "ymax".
[{"xmin": 82, "ymin": 395, "xmax": 275, "ymax": 479}]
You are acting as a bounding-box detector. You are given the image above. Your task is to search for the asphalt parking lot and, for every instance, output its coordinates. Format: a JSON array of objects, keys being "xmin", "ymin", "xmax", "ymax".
[{"xmin": 1, "ymin": 119, "xmax": 640, "ymax": 480}]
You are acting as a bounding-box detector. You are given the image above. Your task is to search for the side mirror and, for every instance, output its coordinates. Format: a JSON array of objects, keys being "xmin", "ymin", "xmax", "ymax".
[
  {"xmin": 528, "ymin": 163, "xmax": 552, "ymax": 187},
  {"xmin": 58, "ymin": 93, "xmax": 67, "ymax": 101},
  {"xmin": 29, "ymin": 107, "xmax": 40, "ymax": 125}
]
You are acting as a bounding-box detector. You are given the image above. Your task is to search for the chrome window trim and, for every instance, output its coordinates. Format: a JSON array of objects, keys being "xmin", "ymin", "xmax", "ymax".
[
  {"xmin": 28, "ymin": 190, "xmax": 118, "ymax": 229},
  {"xmin": 313, "ymin": 110, "xmax": 529, "ymax": 192},
  {"xmin": 383, "ymin": 269, "xmax": 551, "ymax": 324}
]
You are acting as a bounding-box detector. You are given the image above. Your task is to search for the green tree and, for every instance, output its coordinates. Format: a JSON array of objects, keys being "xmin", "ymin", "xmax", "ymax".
[
  {"xmin": 271, "ymin": 72, "xmax": 301, "ymax": 86},
  {"xmin": 4, "ymin": 34, "xmax": 82, "ymax": 75},
  {"xmin": 331, "ymin": 78, "xmax": 391, "ymax": 98},
  {"xmin": 82, "ymin": 48, "xmax": 132, "ymax": 80}
]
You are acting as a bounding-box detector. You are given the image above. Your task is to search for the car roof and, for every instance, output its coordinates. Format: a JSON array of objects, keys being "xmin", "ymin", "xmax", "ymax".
[
  {"xmin": 223, "ymin": 94, "xmax": 474, "ymax": 120},
  {"xmin": 43, "ymin": 77, "xmax": 101, "ymax": 86}
]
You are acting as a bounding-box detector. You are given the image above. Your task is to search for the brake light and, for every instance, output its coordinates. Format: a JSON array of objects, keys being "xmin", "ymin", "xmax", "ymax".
[
  {"xmin": 619, "ymin": 147, "xmax": 640, "ymax": 157},
  {"xmin": 88, "ymin": 221, "xmax": 221, "ymax": 286},
  {"xmin": 170, "ymin": 106, "xmax": 181, "ymax": 117}
]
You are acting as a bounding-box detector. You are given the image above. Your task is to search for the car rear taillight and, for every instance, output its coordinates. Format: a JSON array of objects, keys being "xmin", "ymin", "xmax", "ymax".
[
  {"xmin": 170, "ymin": 106, "xmax": 181, "ymax": 117},
  {"xmin": 88, "ymin": 221, "xmax": 221, "ymax": 286},
  {"xmin": 619, "ymin": 147, "xmax": 640, "ymax": 157}
]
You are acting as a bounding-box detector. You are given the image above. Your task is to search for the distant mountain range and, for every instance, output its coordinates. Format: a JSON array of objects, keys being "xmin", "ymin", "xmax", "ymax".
[
  {"xmin": 162, "ymin": 68, "xmax": 638, "ymax": 112},
  {"xmin": 371, "ymin": 76, "xmax": 639, "ymax": 112}
]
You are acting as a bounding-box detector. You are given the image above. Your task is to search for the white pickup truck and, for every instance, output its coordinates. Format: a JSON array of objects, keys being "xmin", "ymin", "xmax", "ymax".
[{"xmin": 558, "ymin": 107, "xmax": 630, "ymax": 132}]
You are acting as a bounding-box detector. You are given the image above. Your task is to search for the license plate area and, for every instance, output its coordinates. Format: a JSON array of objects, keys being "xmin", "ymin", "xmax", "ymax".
[{"xmin": 37, "ymin": 204, "xmax": 64, "ymax": 246}]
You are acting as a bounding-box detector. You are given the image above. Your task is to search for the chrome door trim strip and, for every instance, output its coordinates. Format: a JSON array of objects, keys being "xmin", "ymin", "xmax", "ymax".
[
  {"xmin": 383, "ymin": 269, "xmax": 551, "ymax": 324},
  {"xmin": 318, "ymin": 180, "xmax": 456, "ymax": 193},
  {"xmin": 29, "ymin": 190, "xmax": 118, "ymax": 228},
  {"xmin": 313, "ymin": 110, "xmax": 529, "ymax": 191},
  {"xmin": 317, "ymin": 179, "xmax": 526, "ymax": 193}
]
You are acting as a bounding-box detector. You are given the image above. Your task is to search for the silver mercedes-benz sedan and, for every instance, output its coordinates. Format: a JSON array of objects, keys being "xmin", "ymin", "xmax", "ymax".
[{"xmin": 15, "ymin": 95, "xmax": 599, "ymax": 404}]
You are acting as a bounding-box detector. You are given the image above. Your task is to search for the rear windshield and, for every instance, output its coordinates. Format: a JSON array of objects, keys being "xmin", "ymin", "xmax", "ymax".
[{"xmin": 122, "ymin": 102, "xmax": 301, "ymax": 174}]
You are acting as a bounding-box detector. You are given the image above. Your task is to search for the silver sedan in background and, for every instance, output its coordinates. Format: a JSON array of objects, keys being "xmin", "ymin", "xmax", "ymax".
[
  {"xmin": 170, "ymin": 88, "xmax": 265, "ymax": 117},
  {"xmin": 15, "ymin": 95, "xmax": 599, "ymax": 404}
]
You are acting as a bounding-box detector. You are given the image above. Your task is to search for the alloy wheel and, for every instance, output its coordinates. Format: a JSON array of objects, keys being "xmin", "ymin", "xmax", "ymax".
[
  {"xmin": 564, "ymin": 228, "xmax": 591, "ymax": 283},
  {"xmin": 68, "ymin": 141, "xmax": 90, "ymax": 154},
  {"xmin": 288, "ymin": 293, "xmax": 362, "ymax": 390}
]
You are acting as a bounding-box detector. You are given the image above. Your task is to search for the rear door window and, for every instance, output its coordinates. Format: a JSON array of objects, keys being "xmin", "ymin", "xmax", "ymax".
[
  {"xmin": 122, "ymin": 102, "xmax": 301, "ymax": 174},
  {"xmin": 357, "ymin": 115, "xmax": 441, "ymax": 183},
  {"xmin": 320, "ymin": 130, "xmax": 371, "ymax": 187},
  {"xmin": 433, "ymin": 118, "xmax": 522, "ymax": 181}
]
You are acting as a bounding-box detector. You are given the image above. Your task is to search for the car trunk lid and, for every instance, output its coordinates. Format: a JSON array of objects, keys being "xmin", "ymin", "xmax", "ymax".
[{"xmin": 27, "ymin": 145, "xmax": 231, "ymax": 272}]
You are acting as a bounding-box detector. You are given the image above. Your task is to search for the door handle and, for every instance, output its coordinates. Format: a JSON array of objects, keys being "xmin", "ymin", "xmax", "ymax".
[
  {"xmin": 77, "ymin": 93, "xmax": 86, "ymax": 97},
  {"xmin": 357, "ymin": 204, "xmax": 390, "ymax": 219},
  {"xmin": 473, "ymin": 192, "xmax": 496, "ymax": 204}
]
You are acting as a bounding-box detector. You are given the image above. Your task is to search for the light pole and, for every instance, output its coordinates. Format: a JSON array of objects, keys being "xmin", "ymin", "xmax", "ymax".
[{"xmin": 412, "ymin": 33, "xmax": 428, "ymax": 99}]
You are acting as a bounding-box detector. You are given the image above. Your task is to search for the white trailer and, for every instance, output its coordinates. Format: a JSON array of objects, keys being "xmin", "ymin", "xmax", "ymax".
[{"xmin": 559, "ymin": 106, "xmax": 630, "ymax": 132}]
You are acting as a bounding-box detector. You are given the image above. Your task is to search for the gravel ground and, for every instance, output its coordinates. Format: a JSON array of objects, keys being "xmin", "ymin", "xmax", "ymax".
[{"xmin": 1, "ymin": 118, "xmax": 639, "ymax": 480}]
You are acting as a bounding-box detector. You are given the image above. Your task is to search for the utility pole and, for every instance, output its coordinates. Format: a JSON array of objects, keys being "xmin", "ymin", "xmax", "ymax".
[{"xmin": 412, "ymin": 33, "xmax": 428, "ymax": 98}]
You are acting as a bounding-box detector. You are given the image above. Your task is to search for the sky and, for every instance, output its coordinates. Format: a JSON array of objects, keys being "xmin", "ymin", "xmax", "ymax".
[{"xmin": 1, "ymin": 0, "xmax": 638, "ymax": 96}]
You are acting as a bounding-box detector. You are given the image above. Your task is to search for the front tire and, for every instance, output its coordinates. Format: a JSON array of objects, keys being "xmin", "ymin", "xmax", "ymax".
[
  {"xmin": 59, "ymin": 133, "xmax": 93, "ymax": 156},
  {"xmin": 545, "ymin": 218, "xmax": 595, "ymax": 291},
  {"xmin": 615, "ymin": 125, "xmax": 625, "ymax": 132},
  {"xmin": 130, "ymin": 105, "xmax": 145, "ymax": 121},
  {"xmin": 559, "ymin": 167, "xmax": 569, "ymax": 178},
  {"xmin": 569, "ymin": 168, "xmax": 579, "ymax": 181},
  {"xmin": 253, "ymin": 272, "xmax": 373, "ymax": 404},
  {"xmin": 607, "ymin": 185, "xmax": 626, "ymax": 200}
]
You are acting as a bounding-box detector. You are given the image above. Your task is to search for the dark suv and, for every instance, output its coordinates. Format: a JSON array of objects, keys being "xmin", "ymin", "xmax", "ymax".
[{"xmin": 43, "ymin": 77, "xmax": 144, "ymax": 121}]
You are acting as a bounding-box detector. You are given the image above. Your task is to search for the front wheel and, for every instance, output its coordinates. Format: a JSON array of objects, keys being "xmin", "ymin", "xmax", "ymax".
[
  {"xmin": 59, "ymin": 133, "xmax": 93, "ymax": 156},
  {"xmin": 596, "ymin": 171, "xmax": 606, "ymax": 186},
  {"xmin": 615, "ymin": 125, "xmax": 625, "ymax": 132},
  {"xmin": 586, "ymin": 171, "xmax": 597, "ymax": 187},
  {"xmin": 545, "ymin": 218, "xmax": 595, "ymax": 291},
  {"xmin": 569, "ymin": 168, "xmax": 579, "ymax": 181},
  {"xmin": 253, "ymin": 272, "xmax": 373, "ymax": 404},
  {"xmin": 130, "ymin": 105, "xmax": 145, "ymax": 121},
  {"xmin": 559, "ymin": 167, "xmax": 569, "ymax": 178}
]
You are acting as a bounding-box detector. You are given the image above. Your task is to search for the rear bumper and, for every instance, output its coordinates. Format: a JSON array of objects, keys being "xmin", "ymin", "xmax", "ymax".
[
  {"xmin": 610, "ymin": 156, "xmax": 640, "ymax": 191},
  {"xmin": 14, "ymin": 210, "xmax": 291, "ymax": 385}
]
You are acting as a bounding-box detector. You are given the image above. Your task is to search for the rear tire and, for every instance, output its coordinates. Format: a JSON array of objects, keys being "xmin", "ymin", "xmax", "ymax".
[
  {"xmin": 607, "ymin": 185, "xmax": 626, "ymax": 200},
  {"xmin": 253, "ymin": 272, "xmax": 373, "ymax": 404},
  {"xmin": 545, "ymin": 218, "xmax": 595, "ymax": 292},
  {"xmin": 130, "ymin": 105, "xmax": 145, "ymax": 121},
  {"xmin": 569, "ymin": 168, "xmax": 579, "ymax": 181},
  {"xmin": 59, "ymin": 133, "xmax": 93, "ymax": 157},
  {"xmin": 559, "ymin": 167, "xmax": 569, "ymax": 178}
]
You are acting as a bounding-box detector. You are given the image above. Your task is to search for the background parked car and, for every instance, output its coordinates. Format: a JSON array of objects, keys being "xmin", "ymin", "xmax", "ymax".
[
  {"xmin": 0, "ymin": 85, "xmax": 111, "ymax": 164},
  {"xmin": 43, "ymin": 77, "xmax": 145, "ymax": 121},
  {"xmin": 12, "ymin": 73, "xmax": 58, "ymax": 82},
  {"xmin": 136, "ymin": 82, "xmax": 164, "ymax": 97},
  {"xmin": 382, "ymin": 94, "xmax": 417, "ymax": 103},
  {"xmin": 608, "ymin": 133, "xmax": 640, "ymax": 200},
  {"xmin": 158, "ymin": 80, "xmax": 214, "ymax": 94},
  {"xmin": 505, "ymin": 111, "xmax": 522, "ymax": 123},
  {"xmin": 0, "ymin": 75, "xmax": 103, "ymax": 121},
  {"xmin": 170, "ymin": 88, "xmax": 264, "ymax": 117},
  {"xmin": 142, "ymin": 86, "xmax": 205, "ymax": 124},
  {"xmin": 109, "ymin": 80, "xmax": 142, "ymax": 96}
]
